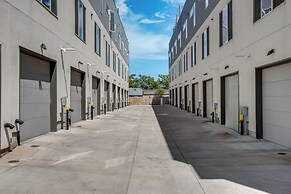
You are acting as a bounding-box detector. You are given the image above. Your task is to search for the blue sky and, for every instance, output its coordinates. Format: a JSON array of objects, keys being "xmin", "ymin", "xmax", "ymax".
[{"xmin": 116, "ymin": 0, "xmax": 185, "ymax": 78}]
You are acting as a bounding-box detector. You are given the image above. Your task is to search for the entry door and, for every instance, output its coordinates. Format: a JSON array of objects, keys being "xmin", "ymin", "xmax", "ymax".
[
  {"xmin": 92, "ymin": 77, "xmax": 100, "ymax": 116},
  {"xmin": 225, "ymin": 74, "xmax": 239, "ymax": 131},
  {"xmin": 204, "ymin": 80, "xmax": 213, "ymax": 119},
  {"xmin": 71, "ymin": 69, "xmax": 85, "ymax": 123},
  {"xmin": 262, "ymin": 63, "xmax": 291, "ymax": 148},
  {"xmin": 20, "ymin": 53, "xmax": 52, "ymax": 141}
]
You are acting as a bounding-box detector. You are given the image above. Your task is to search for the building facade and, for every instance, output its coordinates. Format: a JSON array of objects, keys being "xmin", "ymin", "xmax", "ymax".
[
  {"xmin": 0, "ymin": 0, "xmax": 129, "ymax": 154},
  {"xmin": 169, "ymin": 0, "xmax": 291, "ymax": 148}
]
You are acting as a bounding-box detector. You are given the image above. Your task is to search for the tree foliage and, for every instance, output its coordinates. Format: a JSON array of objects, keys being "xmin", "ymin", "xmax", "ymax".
[{"xmin": 129, "ymin": 74, "xmax": 169, "ymax": 90}]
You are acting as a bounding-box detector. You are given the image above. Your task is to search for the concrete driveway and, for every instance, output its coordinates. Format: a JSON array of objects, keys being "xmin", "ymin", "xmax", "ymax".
[{"xmin": 0, "ymin": 105, "xmax": 290, "ymax": 194}]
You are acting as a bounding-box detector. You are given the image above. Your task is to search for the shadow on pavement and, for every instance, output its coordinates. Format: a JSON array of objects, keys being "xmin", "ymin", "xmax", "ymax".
[{"xmin": 152, "ymin": 105, "xmax": 291, "ymax": 194}]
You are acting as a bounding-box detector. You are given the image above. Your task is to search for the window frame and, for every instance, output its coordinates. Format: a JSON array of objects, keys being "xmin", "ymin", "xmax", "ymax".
[
  {"xmin": 254, "ymin": 0, "xmax": 285, "ymax": 22},
  {"xmin": 75, "ymin": 0, "xmax": 86, "ymax": 42},
  {"xmin": 37, "ymin": 0, "xmax": 58, "ymax": 17},
  {"xmin": 94, "ymin": 23, "xmax": 101, "ymax": 56},
  {"xmin": 219, "ymin": 1, "xmax": 233, "ymax": 47},
  {"xmin": 202, "ymin": 27, "xmax": 210, "ymax": 60}
]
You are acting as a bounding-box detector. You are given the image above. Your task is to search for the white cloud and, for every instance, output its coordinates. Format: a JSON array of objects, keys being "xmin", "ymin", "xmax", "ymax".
[
  {"xmin": 116, "ymin": 0, "xmax": 129, "ymax": 16},
  {"xmin": 139, "ymin": 18, "xmax": 166, "ymax": 24},
  {"xmin": 154, "ymin": 12, "xmax": 170, "ymax": 19},
  {"xmin": 160, "ymin": 0, "xmax": 185, "ymax": 4},
  {"xmin": 115, "ymin": 0, "xmax": 171, "ymax": 61}
]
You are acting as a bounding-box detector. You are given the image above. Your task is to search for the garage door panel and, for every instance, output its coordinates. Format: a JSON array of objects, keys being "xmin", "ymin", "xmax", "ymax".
[
  {"xmin": 225, "ymin": 75, "xmax": 239, "ymax": 131},
  {"xmin": 70, "ymin": 69, "xmax": 84, "ymax": 123},
  {"xmin": 263, "ymin": 63, "xmax": 291, "ymax": 82},
  {"xmin": 263, "ymin": 62, "xmax": 291, "ymax": 148},
  {"xmin": 20, "ymin": 53, "xmax": 51, "ymax": 141},
  {"xmin": 263, "ymin": 111, "xmax": 291, "ymax": 130},
  {"xmin": 263, "ymin": 96, "xmax": 291, "ymax": 113},
  {"xmin": 20, "ymin": 116, "xmax": 50, "ymax": 141},
  {"xmin": 194, "ymin": 84, "xmax": 199, "ymax": 110},
  {"xmin": 263, "ymin": 80, "xmax": 291, "ymax": 97},
  {"xmin": 263, "ymin": 124, "xmax": 291, "ymax": 148},
  {"xmin": 206, "ymin": 80, "xmax": 213, "ymax": 119}
]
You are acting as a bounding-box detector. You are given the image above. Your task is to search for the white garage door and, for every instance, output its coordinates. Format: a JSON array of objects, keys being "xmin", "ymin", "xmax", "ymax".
[
  {"xmin": 20, "ymin": 53, "xmax": 51, "ymax": 141},
  {"xmin": 194, "ymin": 83, "xmax": 199, "ymax": 113},
  {"xmin": 71, "ymin": 70, "xmax": 84, "ymax": 123},
  {"xmin": 206, "ymin": 80, "xmax": 213, "ymax": 119},
  {"xmin": 92, "ymin": 77, "xmax": 100, "ymax": 116},
  {"xmin": 263, "ymin": 63, "xmax": 291, "ymax": 148},
  {"xmin": 225, "ymin": 74, "xmax": 239, "ymax": 131}
]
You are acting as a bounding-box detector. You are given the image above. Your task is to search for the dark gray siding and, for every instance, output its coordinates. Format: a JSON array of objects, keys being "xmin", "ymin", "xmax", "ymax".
[
  {"xmin": 169, "ymin": 0, "xmax": 220, "ymax": 68},
  {"xmin": 88, "ymin": 0, "xmax": 129, "ymax": 64}
]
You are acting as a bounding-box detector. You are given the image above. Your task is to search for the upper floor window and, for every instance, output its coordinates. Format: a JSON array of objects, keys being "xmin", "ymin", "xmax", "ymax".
[
  {"xmin": 178, "ymin": 32, "xmax": 182, "ymax": 48},
  {"xmin": 113, "ymin": 51, "xmax": 117, "ymax": 72},
  {"xmin": 95, "ymin": 23, "xmax": 101, "ymax": 55},
  {"xmin": 38, "ymin": 0, "xmax": 57, "ymax": 15},
  {"xmin": 254, "ymin": 0, "xmax": 284, "ymax": 22},
  {"xmin": 100, "ymin": 0, "xmax": 103, "ymax": 14},
  {"xmin": 183, "ymin": 19, "xmax": 188, "ymax": 39},
  {"xmin": 186, "ymin": 52, "xmax": 189, "ymax": 71},
  {"xmin": 118, "ymin": 58, "xmax": 121, "ymax": 76},
  {"xmin": 219, "ymin": 1, "xmax": 233, "ymax": 46},
  {"xmin": 106, "ymin": 41, "xmax": 110, "ymax": 67},
  {"xmin": 202, "ymin": 27, "xmax": 210, "ymax": 59},
  {"xmin": 191, "ymin": 42, "xmax": 196, "ymax": 67},
  {"xmin": 75, "ymin": 0, "xmax": 86, "ymax": 41},
  {"xmin": 205, "ymin": 0, "xmax": 209, "ymax": 8}
]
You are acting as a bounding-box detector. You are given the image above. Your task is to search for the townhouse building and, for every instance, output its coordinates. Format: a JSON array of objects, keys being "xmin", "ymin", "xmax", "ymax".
[
  {"xmin": 0, "ymin": 0, "xmax": 129, "ymax": 154},
  {"xmin": 168, "ymin": 0, "xmax": 291, "ymax": 148}
]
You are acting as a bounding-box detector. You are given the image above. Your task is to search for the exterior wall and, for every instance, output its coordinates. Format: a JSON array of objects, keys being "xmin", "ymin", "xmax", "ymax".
[
  {"xmin": 169, "ymin": 0, "xmax": 291, "ymax": 137},
  {"xmin": 0, "ymin": 0, "xmax": 129, "ymax": 153}
]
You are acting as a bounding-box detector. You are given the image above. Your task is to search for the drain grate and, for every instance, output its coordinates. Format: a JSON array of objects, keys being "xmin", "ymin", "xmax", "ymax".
[
  {"xmin": 8, "ymin": 160, "xmax": 20, "ymax": 164},
  {"xmin": 31, "ymin": 145, "xmax": 40, "ymax": 148},
  {"xmin": 277, "ymin": 152, "xmax": 287, "ymax": 156}
]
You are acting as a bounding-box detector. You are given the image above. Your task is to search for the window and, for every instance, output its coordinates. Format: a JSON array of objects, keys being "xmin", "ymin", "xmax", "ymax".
[
  {"xmin": 183, "ymin": 53, "xmax": 188, "ymax": 72},
  {"xmin": 254, "ymin": 0, "xmax": 284, "ymax": 22},
  {"xmin": 202, "ymin": 27, "xmax": 210, "ymax": 59},
  {"xmin": 118, "ymin": 58, "xmax": 121, "ymax": 76},
  {"xmin": 183, "ymin": 19, "xmax": 188, "ymax": 39},
  {"xmin": 175, "ymin": 65, "xmax": 178, "ymax": 79},
  {"xmin": 193, "ymin": 3, "xmax": 196, "ymax": 27},
  {"xmin": 38, "ymin": 0, "xmax": 57, "ymax": 15},
  {"xmin": 174, "ymin": 40, "xmax": 177, "ymax": 54},
  {"xmin": 179, "ymin": 59, "xmax": 182, "ymax": 76},
  {"xmin": 122, "ymin": 64, "xmax": 124, "ymax": 79},
  {"xmin": 100, "ymin": 0, "xmax": 103, "ymax": 14},
  {"xmin": 113, "ymin": 51, "xmax": 116, "ymax": 72},
  {"xmin": 178, "ymin": 32, "xmax": 181, "ymax": 48},
  {"xmin": 191, "ymin": 42, "xmax": 196, "ymax": 67},
  {"xmin": 95, "ymin": 23, "xmax": 101, "ymax": 55},
  {"xmin": 205, "ymin": 0, "xmax": 209, "ymax": 8},
  {"xmin": 106, "ymin": 41, "xmax": 110, "ymax": 67},
  {"xmin": 219, "ymin": 1, "xmax": 233, "ymax": 46},
  {"xmin": 171, "ymin": 48, "xmax": 174, "ymax": 60},
  {"xmin": 75, "ymin": 0, "xmax": 86, "ymax": 41}
]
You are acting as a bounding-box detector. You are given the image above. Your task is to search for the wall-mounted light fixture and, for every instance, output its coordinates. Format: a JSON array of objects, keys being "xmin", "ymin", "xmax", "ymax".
[
  {"xmin": 78, "ymin": 61, "xmax": 83, "ymax": 66},
  {"xmin": 204, "ymin": 73, "xmax": 208, "ymax": 76},
  {"xmin": 192, "ymin": 78, "xmax": 196, "ymax": 80},
  {"xmin": 224, "ymin": 65, "xmax": 229, "ymax": 69},
  {"xmin": 267, "ymin": 49, "xmax": 275, "ymax": 56},
  {"xmin": 235, "ymin": 54, "xmax": 250, "ymax": 58},
  {"xmin": 40, "ymin": 43, "xmax": 47, "ymax": 50},
  {"xmin": 61, "ymin": 48, "xmax": 75, "ymax": 52}
]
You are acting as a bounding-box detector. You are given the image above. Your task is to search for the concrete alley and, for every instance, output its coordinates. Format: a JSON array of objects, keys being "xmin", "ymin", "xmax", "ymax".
[{"xmin": 0, "ymin": 106, "xmax": 290, "ymax": 194}]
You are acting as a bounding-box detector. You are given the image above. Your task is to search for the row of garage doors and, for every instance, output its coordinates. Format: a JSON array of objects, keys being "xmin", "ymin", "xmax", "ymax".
[
  {"xmin": 19, "ymin": 51, "xmax": 126, "ymax": 142},
  {"xmin": 171, "ymin": 62, "xmax": 291, "ymax": 148}
]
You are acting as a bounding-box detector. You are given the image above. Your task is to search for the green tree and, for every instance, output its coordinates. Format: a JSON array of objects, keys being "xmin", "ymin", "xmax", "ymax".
[
  {"xmin": 155, "ymin": 87, "xmax": 166, "ymax": 97},
  {"xmin": 157, "ymin": 74, "xmax": 169, "ymax": 89}
]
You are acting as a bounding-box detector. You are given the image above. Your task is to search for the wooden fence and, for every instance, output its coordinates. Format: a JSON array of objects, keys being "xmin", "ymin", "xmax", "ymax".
[{"xmin": 129, "ymin": 96, "xmax": 169, "ymax": 105}]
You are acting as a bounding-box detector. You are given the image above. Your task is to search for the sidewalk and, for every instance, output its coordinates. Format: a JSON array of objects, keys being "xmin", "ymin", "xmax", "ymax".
[{"xmin": 0, "ymin": 105, "xmax": 290, "ymax": 193}]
